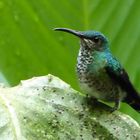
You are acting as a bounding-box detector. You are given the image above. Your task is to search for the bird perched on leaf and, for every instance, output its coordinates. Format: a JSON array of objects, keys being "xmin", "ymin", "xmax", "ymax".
[{"xmin": 54, "ymin": 28, "xmax": 140, "ymax": 112}]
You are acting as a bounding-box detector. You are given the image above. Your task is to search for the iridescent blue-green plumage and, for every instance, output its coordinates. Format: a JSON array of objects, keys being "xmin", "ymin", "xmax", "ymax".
[{"xmin": 54, "ymin": 28, "xmax": 140, "ymax": 112}]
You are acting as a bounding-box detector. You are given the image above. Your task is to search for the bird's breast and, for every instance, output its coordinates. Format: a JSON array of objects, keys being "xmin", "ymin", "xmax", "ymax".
[
  {"xmin": 77, "ymin": 58, "xmax": 126, "ymax": 101},
  {"xmin": 76, "ymin": 49, "xmax": 126, "ymax": 101},
  {"xmin": 79, "ymin": 71, "xmax": 126, "ymax": 101}
]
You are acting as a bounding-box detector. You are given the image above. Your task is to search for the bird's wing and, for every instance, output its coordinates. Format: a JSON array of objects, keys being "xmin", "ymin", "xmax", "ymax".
[
  {"xmin": 105, "ymin": 63, "xmax": 140, "ymax": 111},
  {"xmin": 105, "ymin": 64, "xmax": 138, "ymax": 100},
  {"xmin": 105, "ymin": 66, "xmax": 130, "ymax": 92}
]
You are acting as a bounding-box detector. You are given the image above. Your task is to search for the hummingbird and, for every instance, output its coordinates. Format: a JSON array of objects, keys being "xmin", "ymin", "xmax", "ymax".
[{"xmin": 54, "ymin": 28, "xmax": 140, "ymax": 112}]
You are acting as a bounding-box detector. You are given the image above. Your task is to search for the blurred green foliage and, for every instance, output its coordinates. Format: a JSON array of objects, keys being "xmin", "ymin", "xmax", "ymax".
[{"xmin": 0, "ymin": 0, "xmax": 140, "ymax": 123}]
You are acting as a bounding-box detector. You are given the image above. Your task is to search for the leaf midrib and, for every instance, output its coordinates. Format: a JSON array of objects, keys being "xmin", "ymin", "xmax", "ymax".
[{"xmin": 0, "ymin": 91, "xmax": 22, "ymax": 140}]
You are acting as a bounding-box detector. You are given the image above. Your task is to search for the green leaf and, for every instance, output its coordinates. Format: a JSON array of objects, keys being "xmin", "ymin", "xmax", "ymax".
[
  {"xmin": 0, "ymin": 75, "xmax": 140, "ymax": 140},
  {"xmin": 0, "ymin": 0, "xmax": 140, "ymax": 124}
]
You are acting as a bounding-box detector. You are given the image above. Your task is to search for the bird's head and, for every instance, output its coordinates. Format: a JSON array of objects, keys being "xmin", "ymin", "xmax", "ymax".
[{"xmin": 54, "ymin": 28, "xmax": 109, "ymax": 51}]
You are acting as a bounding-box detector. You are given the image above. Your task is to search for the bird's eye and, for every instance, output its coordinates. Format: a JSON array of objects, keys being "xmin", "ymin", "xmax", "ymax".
[{"xmin": 93, "ymin": 36, "xmax": 100, "ymax": 43}]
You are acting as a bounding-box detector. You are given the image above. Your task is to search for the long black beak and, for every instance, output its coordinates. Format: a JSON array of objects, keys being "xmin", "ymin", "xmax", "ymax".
[{"xmin": 54, "ymin": 28, "xmax": 84, "ymax": 38}]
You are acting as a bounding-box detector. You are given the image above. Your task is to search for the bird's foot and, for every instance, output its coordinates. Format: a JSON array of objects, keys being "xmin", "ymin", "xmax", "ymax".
[
  {"xmin": 85, "ymin": 96, "xmax": 98, "ymax": 106},
  {"xmin": 109, "ymin": 106, "xmax": 118, "ymax": 112},
  {"xmin": 109, "ymin": 100, "xmax": 120, "ymax": 112}
]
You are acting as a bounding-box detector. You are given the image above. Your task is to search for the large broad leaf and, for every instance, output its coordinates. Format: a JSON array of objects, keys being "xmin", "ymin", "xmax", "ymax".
[
  {"xmin": 0, "ymin": 0, "xmax": 140, "ymax": 123},
  {"xmin": 0, "ymin": 75, "xmax": 140, "ymax": 140}
]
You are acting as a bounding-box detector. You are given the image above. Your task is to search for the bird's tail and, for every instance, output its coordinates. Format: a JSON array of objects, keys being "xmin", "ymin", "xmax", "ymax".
[{"xmin": 124, "ymin": 90, "xmax": 140, "ymax": 112}]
